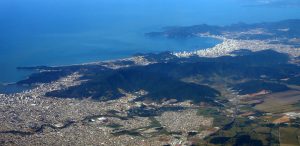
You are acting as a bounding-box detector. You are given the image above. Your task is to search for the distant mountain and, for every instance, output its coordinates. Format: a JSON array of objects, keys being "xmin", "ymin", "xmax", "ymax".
[{"xmin": 146, "ymin": 19, "xmax": 300, "ymax": 46}]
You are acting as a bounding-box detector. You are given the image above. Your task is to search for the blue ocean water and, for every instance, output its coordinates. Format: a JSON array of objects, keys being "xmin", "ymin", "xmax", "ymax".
[{"xmin": 0, "ymin": 0, "xmax": 300, "ymax": 84}]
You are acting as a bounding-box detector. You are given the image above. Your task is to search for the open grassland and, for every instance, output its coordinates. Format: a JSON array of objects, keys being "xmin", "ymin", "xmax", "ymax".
[{"xmin": 255, "ymin": 90, "xmax": 300, "ymax": 113}]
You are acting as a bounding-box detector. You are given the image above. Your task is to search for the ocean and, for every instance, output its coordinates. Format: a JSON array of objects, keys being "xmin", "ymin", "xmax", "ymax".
[{"xmin": 1, "ymin": 0, "xmax": 300, "ymax": 85}]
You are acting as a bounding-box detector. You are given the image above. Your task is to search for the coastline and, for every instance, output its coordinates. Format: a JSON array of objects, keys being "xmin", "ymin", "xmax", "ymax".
[
  {"xmin": 3, "ymin": 28, "xmax": 300, "ymax": 94},
  {"xmin": 1, "ymin": 35, "xmax": 219, "ymax": 83},
  {"xmin": 174, "ymin": 34, "xmax": 300, "ymax": 58},
  {"xmin": 0, "ymin": 36, "xmax": 221, "ymax": 93},
  {"xmin": 7, "ymin": 33, "xmax": 300, "ymax": 85}
]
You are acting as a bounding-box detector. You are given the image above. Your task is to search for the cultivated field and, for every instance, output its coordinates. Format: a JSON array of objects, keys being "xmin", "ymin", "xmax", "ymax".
[
  {"xmin": 279, "ymin": 127, "xmax": 300, "ymax": 146},
  {"xmin": 255, "ymin": 90, "xmax": 300, "ymax": 113}
]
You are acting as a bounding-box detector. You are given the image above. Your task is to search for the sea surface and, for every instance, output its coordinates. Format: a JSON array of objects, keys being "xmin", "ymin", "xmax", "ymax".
[{"xmin": 1, "ymin": 0, "xmax": 300, "ymax": 85}]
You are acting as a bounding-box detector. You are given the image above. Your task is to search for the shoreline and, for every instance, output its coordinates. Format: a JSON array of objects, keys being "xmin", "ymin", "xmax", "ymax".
[
  {"xmin": 18, "ymin": 36, "xmax": 222, "ymax": 68},
  {"xmin": 0, "ymin": 37, "xmax": 221, "ymax": 94},
  {"xmin": 17, "ymin": 36, "xmax": 222, "ymax": 69},
  {"xmin": 3, "ymin": 32, "xmax": 300, "ymax": 86},
  {"xmin": 1, "ymin": 36, "xmax": 221, "ymax": 85},
  {"xmin": 174, "ymin": 34, "xmax": 300, "ymax": 58}
]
